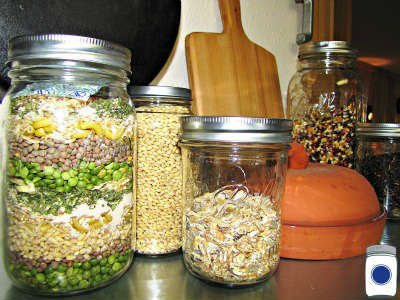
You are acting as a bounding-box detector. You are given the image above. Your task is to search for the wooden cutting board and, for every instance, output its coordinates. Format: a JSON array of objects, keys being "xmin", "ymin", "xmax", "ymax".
[{"xmin": 185, "ymin": 0, "xmax": 284, "ymax": 118}]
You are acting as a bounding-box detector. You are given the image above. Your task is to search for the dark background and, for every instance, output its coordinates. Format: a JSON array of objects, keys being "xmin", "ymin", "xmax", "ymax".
[{"xmin": 0, "ymin": 0, "xmax": 181, "ymax": 89}]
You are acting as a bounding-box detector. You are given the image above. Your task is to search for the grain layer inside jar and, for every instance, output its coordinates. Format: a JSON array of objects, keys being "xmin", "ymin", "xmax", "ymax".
[
  {"xmin": 6, "ymin": 95, "xmax": 135, "ymax": 293},
  {"xmin": 183, "ymin": 187, "xmax": 280, "ymax": 284}
]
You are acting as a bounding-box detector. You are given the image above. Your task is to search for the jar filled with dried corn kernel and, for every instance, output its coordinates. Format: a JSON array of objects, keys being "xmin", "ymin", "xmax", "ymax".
[
  {"xmin": 1, "ymin": 34, "xmax": 136, "ymax": 295},
  {"xmin": 129, "ymin": 86, "xmax": 192, "ymax": 256},
  {"xmin": 179, "ymin": 116, "xmax": 292, "ymax": 287},
  {"xmin": 287, "ymin": 41, "xmax": 367, "ymax": 168}
]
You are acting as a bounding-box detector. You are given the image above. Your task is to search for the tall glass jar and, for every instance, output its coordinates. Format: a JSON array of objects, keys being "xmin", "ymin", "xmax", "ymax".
[
  {"xmin": 129, "ymin": 86, "xmax": 192, "ymax": 255},
  {"xmin": 1, "ymin": 34, "xmax": 136, "ymax": 295},
  {"xmin": 355, "ymin": 123, "xmax": 400, "ymax": 220},
  {"xmin": 287, "ymin": 41, "xmax": 367, "ymax": 168},
  {"xmin": 179, "ymin": 117, "xmax": 292, "ymax": 287}
]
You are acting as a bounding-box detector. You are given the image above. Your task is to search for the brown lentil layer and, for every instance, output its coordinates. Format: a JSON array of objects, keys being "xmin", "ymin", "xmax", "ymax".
[
  {"xmin": 8, "ymin": 135, "xmax": 133, "ymax": 171},
  {"xmin": 292, "ymin": 103, "xmax": 357, "ymax": 168}
]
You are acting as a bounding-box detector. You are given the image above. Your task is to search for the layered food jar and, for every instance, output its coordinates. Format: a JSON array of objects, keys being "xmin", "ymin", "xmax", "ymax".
[
  {"xmin": 1, "ymin": 34, "xmax": 136, "ymax": 295},
  {"xmin": 129, "ymin": 86, "xmax": 192, "ymax": 255},
  {"xmin": 356, "ymin": 123, "xmax": 400, "ymax": 220},
  {"xmin": 179, "ymin": 116, "xmax": 292, "ymax": 286},
  {"xmin": 287, "ymin": 41, "xmax": 367, "ymax": 168}
]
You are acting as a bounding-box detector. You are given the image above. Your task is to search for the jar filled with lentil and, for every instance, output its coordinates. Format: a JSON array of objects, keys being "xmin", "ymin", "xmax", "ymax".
[
  {"xmin": 355, "ymin": 123, "xmax": 400, "ymax": 220},
  {"xmin": 129, "ymin": 86, "xmax": 192, "ymax": 255},
  {"xmin": 179, "ymin": 116, "xmax": 292, "ymax": 287},
  {"xmin": 1, "ymin": 34, "xmax": 136, "ymax": 295},
  {"xmin": 287, "ymin": 41, "xmax": 367, "ymax": 168}
]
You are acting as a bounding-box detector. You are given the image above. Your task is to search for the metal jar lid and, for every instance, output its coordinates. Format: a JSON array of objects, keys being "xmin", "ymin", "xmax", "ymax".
[
  {"xmin": 367, "ymin": 245, "xmax": 396, "ymax": 257},
  {"xmin": 298, "ymin": 41, "xmax": 358, "ymax": 59},
  {"xmin": 180, "ymin": 116, "xmax": 293, "ymax": 144},
  {"xmin": 128, "ymin": 86, "xmax": 191, "ymax": 101},
  {"xmin": 7, "ymin": 34, "xmax": 132, "ymax": 73},
  {"xmin": 357, "ymin": 123, "xmax": 400, "ymax": 138}
]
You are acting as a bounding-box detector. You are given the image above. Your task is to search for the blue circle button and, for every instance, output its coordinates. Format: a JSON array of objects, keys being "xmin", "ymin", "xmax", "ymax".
[{"xmin": 371, "ymin": 265, "xmax": 392, "ymax": 285}]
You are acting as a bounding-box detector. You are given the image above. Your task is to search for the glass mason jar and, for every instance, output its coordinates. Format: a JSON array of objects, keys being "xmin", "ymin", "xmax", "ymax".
[
  {"xmin": 179, "ymin": 116, "xmax": 292, "ymax": 286},
  {"xmin": 1, "ymin": 34, "xmax": 136, "ymax": 295},
  {"xmin": 355, "ymin": 123, "xmax": 400, "ymax": 220},
  {"xmin": 129, "ymin": 86, "xmax": 192, "ymax": 255},
  {"xmin": 287, "ymin": 41, "xmax": 367, "ymax": 168}
]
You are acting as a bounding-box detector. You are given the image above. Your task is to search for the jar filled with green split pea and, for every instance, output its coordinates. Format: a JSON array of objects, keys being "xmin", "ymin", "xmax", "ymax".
[
  {"xmin": 129, "ymin": 86, "xmax": 192, "ymax": 255},
  {"xmin": 1, "ymin": 34, "xmax": 136, "ymax": 295}
]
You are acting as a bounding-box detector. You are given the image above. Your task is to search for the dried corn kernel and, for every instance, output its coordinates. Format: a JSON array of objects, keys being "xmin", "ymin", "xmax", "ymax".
[
  {"xmin": 102, "ymin": 213, "xmax": 113, "ymax": 224},
  {"xmin": 32, "ymin": 117, "xmax": 52, "ymax": 129},
  {"xmin": 78, "ymin": 120, "xmax": 103, "ymax": 136},
  {"xmin": 43, "ymin": 123, "xmax": 57, "ymax": 133},
  {"xmin": 34, "ymin": 128, "xmax": 46, "ymax": 137},
  {"xmin": 72, "ymin": 129, "xmax": 91, "ymax": 139},
  {"xmin": 104, "ymin": 127, "xmax": 124, "ymax": 140},
  {"xmin": 71, "ymin": 217, "xmax": 88, "ymax": 233}
]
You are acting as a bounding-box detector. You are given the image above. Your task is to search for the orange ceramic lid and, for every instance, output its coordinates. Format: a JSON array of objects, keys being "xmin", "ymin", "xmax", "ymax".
[{"xmin": 282, "ymin": 144, "xmax": 380, "ymax": 226}]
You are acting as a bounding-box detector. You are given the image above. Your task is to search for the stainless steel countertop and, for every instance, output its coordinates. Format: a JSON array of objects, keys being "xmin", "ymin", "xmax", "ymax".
[{"xmin": 1, "ymin": 222, "xmax": 399, "ymax": 300}]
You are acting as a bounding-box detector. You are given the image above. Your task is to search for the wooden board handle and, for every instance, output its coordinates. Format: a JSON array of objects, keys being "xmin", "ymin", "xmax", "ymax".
[{"xmin": 218, "ymin": 0, "xmax": 245, "ymax": 35}]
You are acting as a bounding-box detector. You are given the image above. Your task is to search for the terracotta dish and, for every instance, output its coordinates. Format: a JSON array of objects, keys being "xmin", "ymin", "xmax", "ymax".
[
  {"xmin": 280, "ymin": 208, "xmax": 386, "ymax": 260},
  {"xmin": 280, "ymin": 144, "xmax": 386, "ymax": 260}
]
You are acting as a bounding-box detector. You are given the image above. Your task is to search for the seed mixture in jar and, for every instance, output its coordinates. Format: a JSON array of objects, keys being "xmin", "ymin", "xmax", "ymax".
[
  {"xmin": 357, "ymin": 152, "xmax": 400, "ymax": 219},
  {"xmin": 183, "ymin": 186, "xmax": 280, "ymax": 285},
  {"xmin": 6, "ymin": 94, "xmax": 135, "ymax": 293},
  {"xmin": 292, "ymin": 103, "xmax": 356, "ymax": 168},
  {"xmin": 136, "ymin": 104, "xmax": 190, "ymax": 255}
]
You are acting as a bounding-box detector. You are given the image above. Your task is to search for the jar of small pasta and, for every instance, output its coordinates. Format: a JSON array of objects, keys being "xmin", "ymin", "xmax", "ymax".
[
  {"xmin": 1, "ymin": 34, "xmax": 136, "ymax": 295},
  {"xmin": 129, "ymin": 86, "xmax": 192, "ymax": 255},
  {"xmin": 179, "ymin": 116, "xmax": 292, "ymax": 286}
]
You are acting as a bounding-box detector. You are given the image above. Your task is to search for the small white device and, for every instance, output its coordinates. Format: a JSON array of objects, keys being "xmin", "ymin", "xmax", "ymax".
[{"xmin": 365, "ymin": 245, "xmax": 397, "ymax": 297}]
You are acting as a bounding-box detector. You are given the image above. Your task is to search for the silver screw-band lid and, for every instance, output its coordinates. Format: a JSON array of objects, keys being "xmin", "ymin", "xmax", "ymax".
[
  {"xmin": 357, "ymin": 123, "xmax": 400, "ymax": 138},
  {"xmin": 180, "ymin": 116, "xmax": 293, "ymax": 144},
  {"xmin": 7, "ymin": 34, "xmax": 132, "ymax": 73},
  {"xmin": 367, "ymin": 245, "xmax": 396, "ymax": 257},
  {"xmin": 129, "ymin": 86, "xmax": 191, "ymax": 101}
]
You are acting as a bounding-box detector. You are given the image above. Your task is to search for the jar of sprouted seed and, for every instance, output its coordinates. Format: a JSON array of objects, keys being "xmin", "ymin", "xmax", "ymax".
[
  {"xmin": 179, "ymin": 116, "xmax": 292, "ymax": 287},
  {"xmin": 1, "ymin": 34, "xmax": 136, "ymax": 295}
]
